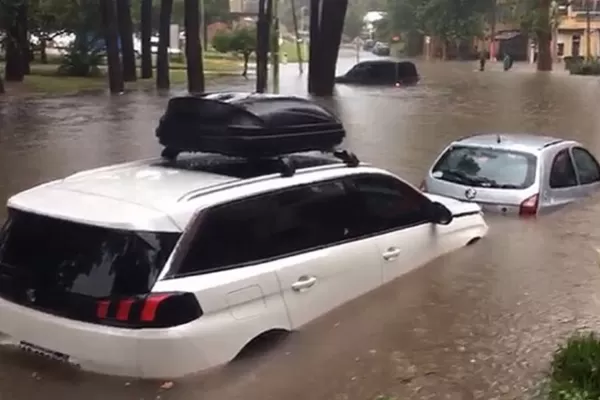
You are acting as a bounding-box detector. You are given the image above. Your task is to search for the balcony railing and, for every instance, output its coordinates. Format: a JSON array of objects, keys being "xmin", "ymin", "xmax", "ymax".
[{"xmin": 570, "ymin": 0, "xmax": 600, "ymax": 13}]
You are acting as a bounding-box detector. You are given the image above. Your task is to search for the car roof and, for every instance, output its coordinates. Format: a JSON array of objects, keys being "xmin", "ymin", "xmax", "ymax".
[
  {"xmin": 454, "ymin": 133, "xmax": 566, "ymax": 154},
  {"xmin": 7, "ymin": 153, "xmax": 376, "ymax": 232}
]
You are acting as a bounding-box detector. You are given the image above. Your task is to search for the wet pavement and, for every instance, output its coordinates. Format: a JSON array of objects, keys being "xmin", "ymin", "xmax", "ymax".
[{"xmin": 2, "ymin": 50, "xmax": 600, "ymax": 399}]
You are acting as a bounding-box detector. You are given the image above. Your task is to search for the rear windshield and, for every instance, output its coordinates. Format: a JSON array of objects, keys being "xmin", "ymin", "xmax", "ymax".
[
  {"xmin": 432, "ymin": 145, "xmax": 537, "ymax": 189},
  {"xmin": 0, "ymin": 209, "xmax": 180, "ymax": 301}
]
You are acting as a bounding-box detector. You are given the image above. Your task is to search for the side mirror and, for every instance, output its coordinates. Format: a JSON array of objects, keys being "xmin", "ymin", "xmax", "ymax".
[{"xmin": 428, "ymin": 201, "xmax": 453, "ymax": 225}]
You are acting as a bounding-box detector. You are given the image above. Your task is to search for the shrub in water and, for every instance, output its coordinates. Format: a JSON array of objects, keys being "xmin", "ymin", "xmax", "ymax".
[
  {"xmin": 568, "ymin": 59, "xmax": 600, "ymax": 76},
  {"xmin": 549, "ymin": 332, "xmax": 600, "ymax": 400}
]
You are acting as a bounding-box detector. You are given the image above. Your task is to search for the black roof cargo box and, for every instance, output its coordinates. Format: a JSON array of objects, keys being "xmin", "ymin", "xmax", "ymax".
[{"xmin": 156, "ymin": 92, "xmax": 346, "ymax": 159}]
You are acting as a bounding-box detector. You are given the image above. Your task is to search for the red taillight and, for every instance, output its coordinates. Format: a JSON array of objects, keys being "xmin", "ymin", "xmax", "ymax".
[
  {"xmin": 419, "ymin": 180, "xmax": 427, "ymax": 192},
  {"xmin": 519, "ymin": 193, "xmax": 539, "ymax": 217},
  {"xmin": 96, "ymin": 292, "xmax": 202, "ymax": 329}
]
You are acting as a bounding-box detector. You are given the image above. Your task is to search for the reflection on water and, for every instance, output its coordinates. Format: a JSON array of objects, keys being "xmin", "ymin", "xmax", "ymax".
[{"xmin": 2, "ymin": 56, "xmax": 600, "ymax": 399}]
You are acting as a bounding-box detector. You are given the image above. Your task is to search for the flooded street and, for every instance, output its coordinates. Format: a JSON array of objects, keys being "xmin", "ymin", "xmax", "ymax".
[{"xmin": 3, "ymin": 52, "xmax": 600, "ymax": 399}]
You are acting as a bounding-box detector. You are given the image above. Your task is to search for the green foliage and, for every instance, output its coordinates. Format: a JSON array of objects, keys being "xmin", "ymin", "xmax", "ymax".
[
  {"xmin": 212, "ymin": 26, "xmax": 256, "ymax": 56},
  {"xmin": 28, "ymin": 0, "xmax": 79, "ymax": 39},
  {"xmin": 58, "ymin": 38, "xmax": 103, "ymax": 77},
  {"xmin": 549, "ymin": 332, "xmax": 600, "ymax": 400},
  {"xmin": 383, "ymin": 0, "xmax": 490, "ymax": 42},
  {"xmin": 568, "ymin": 58, "xmax": 600, "ymax": 75}
]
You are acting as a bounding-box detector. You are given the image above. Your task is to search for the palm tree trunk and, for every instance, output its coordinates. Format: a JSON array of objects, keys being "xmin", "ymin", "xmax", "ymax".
[
  {"xmin": 312, "ymin": 0, "xmax": 347, "ymax": 96},
  {"xmin": 117, "ymin": 0, "xmax": 137, "ymax": 81},
  {"xmin": 156, "ymin": 0, "xmax": 173, "ymax": 89},
  {"xmin": 5, "ymin": 25, "xmax": 24, "ymax": 82},
  {"xmin": 307, "ymin": 0, "xmax": 320, "ymax": 94},
  {"xmin": 184, "ymin": 0, "xmax": 204, "ymax": 93},
  {"xmin": 18, "ymin": 3, "xmax": 30, "ymax": 75},
  {"xmin": 102, "ymin": 0, "xmax": 125, "ymax": 93},
  {"xmin": 536, "ymin": 0, "xmax": 552, "ymax": 71},
  {"xmin": 255, "ymin": 0, "xmax": 270, "ymax": 92},
  {"xmin": 140, "ymin": 0, "xmax": 153, "ymax": 78}
]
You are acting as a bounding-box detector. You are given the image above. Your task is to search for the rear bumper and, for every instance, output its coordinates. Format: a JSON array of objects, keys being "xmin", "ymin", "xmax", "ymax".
[{"xmin": 0, "ymin": 297, "xmax": 210, "ymax": 378}]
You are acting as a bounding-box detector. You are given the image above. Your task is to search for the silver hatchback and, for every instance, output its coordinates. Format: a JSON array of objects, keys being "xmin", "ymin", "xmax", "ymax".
[{"xmin": 421, "ymin": 133, "xmax": 600, "ymax": 216}]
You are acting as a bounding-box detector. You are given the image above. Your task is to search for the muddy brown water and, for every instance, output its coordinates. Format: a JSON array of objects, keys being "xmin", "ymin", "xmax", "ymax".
[{"xmin": 2, "ymin": 53, "xmax": 600, "ymax": 399}]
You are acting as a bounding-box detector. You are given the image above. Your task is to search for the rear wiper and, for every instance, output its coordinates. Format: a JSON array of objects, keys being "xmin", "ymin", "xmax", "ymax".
[{"xmin": 438, "ymin": 170, "xmax": 483, "ymax": 185}]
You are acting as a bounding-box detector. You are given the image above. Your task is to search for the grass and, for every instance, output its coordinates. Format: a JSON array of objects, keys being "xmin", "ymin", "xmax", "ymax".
[
  {"xmin": 279, "ymin": 40, "xmax": 309, "ymax": 63},
  {"xmin": 1, "ymin": 57, "xmax": 243, "ymax": 95},
  {"xmin": 548, "ymin": 332, "xmax": 600, "ymax": 400}
]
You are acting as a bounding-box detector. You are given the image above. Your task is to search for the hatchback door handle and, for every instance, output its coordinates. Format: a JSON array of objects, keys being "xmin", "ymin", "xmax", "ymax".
[
  {"xmin": 291, "ymin": 275, "xmax": 317, "ymax": 292},
  {"xmin": 382, "ymin": 247, "xmax": 401, "ymax": 261}
]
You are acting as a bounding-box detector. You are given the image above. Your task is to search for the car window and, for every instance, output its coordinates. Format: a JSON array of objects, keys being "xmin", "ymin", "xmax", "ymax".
[
  {"xmin": 549, "ymin": 149, "xmax": 578, "ymax": 188},
  {"xmin": 347, "ymin": 63, "xmax": 370, "ymax": 77},
  {"xmin": 572, "ymin": 147, "xmax": 600, "ymax": 185},
  {"xmin": 174, "ymin": 179, "xmax": 361, "ymax": 276},
  {"xmin": 432, "ymin": 145, "xmax": 537, "ymax": 189},
  {"xmin": 349, "ymin": 174, "xmax": 430, "ymax": 235},
  {"xmin": 370, "ymin": 63, "xmax": 396, "ymax": 80}
]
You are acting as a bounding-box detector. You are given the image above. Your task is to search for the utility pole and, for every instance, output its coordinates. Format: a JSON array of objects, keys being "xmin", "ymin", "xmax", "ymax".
[{"xmin": 271, "ymin": 0, "xmax": 280, "ymax": 93}]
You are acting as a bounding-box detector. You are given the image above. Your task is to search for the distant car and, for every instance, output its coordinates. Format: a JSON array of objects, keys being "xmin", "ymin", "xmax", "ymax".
[
  {"xmin": 0, "ymin": 92, "xmax": 487, "ymax": 379},
  {"xmin": 372, "ymin": 42, "xmax": 390, "ymax": 56},
  {"xmin": 363, "ymin": 39, "xmax": 375, "ymax": 51},
  {"xmin": 420, "ymin": 133, "xmax": 600, "ymax": 216},
  {"xmin": 334, "ymin": 60, "xmax": 419, "ymax": 86}
]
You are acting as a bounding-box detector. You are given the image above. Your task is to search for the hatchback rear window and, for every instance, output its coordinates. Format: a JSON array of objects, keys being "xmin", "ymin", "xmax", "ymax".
[
  {"xmin": 432, "ymin": 145, "xmax": 537, "ymax": 189},
  {"xmin": 0, "ymin": 209, "xmax": 180, "ymax": 320}
]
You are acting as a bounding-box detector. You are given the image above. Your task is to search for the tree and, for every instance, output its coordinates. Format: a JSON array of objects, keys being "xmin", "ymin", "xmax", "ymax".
[
  {"xmin": 184, "ymin": 0, "xmax": 204, "ymax": 93},
  {"xmin": 140, "ymin": 0, "xmax": 152, "ymax": 78},
  {"xmin": 1, "ymin": 0, "xmax": 28, "ymax": 82},
  {"xmin": 156, "ymin": 0, "xmax": 173, "ymax": 89},
  {"xmin": 117, "ymin": 0, "xmax": 137, "ymax": 81},
  {"xmin": 343, "ymin": 4, "xmax": 365, "ymax": 39},
  {"xmin": 504, "ymin": 0, "xmax": 554, "ymax": 70},
  {"xmin": 0, "ymin": 74, "xmax": 4, "ymax": 94},
  {"xmin": 212, "ymin": 27, "xmax": 256, "ymax": 77},
  {"xmin": 102, "ymin": 0, "xmax": 125, "ymax": 93},
  {"xmin": 28, "ymin": 0, "xmax": 79, "ymax": 63}
]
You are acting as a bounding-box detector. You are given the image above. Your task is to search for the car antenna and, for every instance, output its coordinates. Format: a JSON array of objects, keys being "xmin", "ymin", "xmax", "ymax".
[{"xmin": 496, "ymin": 134, "xmax": 502, "ymax": 144}]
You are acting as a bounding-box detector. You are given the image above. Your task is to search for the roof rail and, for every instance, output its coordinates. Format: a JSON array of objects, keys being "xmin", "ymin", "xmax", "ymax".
[
  {"xmin": 274, "ymin": 149, "xmax": 360, "ymax": 177},
  {"xmin": 541, "ymin": 139, "xmax": 564, "ymax": 149}
]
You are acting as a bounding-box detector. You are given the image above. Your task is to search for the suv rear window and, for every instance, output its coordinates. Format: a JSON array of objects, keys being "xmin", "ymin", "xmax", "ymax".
[
  {"xmin": 432, "ymin": 145, "xmax": 537, "ymax": 189},
  {"xmin": 0, "ymin": 209, "xmax": 179, "ymax": 320}
]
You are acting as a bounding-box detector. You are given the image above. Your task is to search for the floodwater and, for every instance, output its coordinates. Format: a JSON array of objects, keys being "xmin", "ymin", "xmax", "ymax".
[{"xmin": 2, "ymin": 50, "xmax": 600, "ymax": 399}]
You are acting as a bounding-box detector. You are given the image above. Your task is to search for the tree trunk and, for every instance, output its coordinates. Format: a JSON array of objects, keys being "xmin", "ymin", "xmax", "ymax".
[
  {"xmin": 156, "ymin": 0, "xmax": 173, "ymax": 90},
  {"xmin": 117, "ymin": 0, "xmax": 137, "ymax": 81},
  {"xmin": 40, "ymin": 39, "xmax": 48, "ymax": 64},
  {"xmin": 255, "ymin": 0, "xmax": 270, "ymax": 92},
  {"xmin": 312, "ymin": 0, "xmax": 347, "ymax": 96},
  {"xmin": 442, "ymin": 39, "xmax": 448, "ymax": 60},
  {"xmin": 536, "ymin": 0, "xmax": 552, "ymax": 71},
  {"xmin": 242, "ymin": 52, "xmax": 250, "ymax": 77},
  {"xmin": 489, "ymin": 0, "xmax": 496, "ymax": 60},
  {"xmin": 0, "ymin": 74, "xmax": 4, "ymax": 94},
  {"xmin": 140, "ymin": 0, "xmax": 153, "ymax": 78},
  {"xmin": 18, "ymin": 4, "xmax": 30, "ymax": 75},
  {"xmin": 307, "ymin": 0, "xmax": 321, "ymax": 94},
  {"xmin": 102, "ymin": 0, "xmax": 125, "ymax": 93},
  {"xmin": 184, "ymin": 0, "xmax": 204, "ymax": 93},
  {"xmin": 5, "ymin": 27, "xmax": 24, "ymax": 82}
]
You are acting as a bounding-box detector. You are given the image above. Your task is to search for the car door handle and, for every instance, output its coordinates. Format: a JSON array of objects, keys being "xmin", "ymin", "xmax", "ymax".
[
  {"xmin": 382, "ymin": 247, "xmax": 401, "ymax": 261},
  {"xmin": 291, "ymin": 276, "xmax": 317, "ymax": 292}
]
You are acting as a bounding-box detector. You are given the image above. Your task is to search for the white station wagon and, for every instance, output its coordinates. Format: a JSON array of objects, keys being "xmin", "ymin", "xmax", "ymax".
[{"xmin": 0, "ymin": 93, "xmax": 488, "ymax": 379}]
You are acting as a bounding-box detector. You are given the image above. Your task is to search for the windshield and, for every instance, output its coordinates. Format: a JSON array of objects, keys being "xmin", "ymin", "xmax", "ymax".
[
  {"xmin": 432, "ymin": 145, "xmax": 537, "ymax": 189},
  {"xmin": 0, "ymin": 209, "xmax": 180, "ymax": 305}
]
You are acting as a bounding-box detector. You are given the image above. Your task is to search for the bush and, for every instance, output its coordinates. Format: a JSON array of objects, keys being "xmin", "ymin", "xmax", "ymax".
[
  {"xmin": 568, "ymin": 58, "xmax": 600, "ymax": 76},
  {"xmin": 549, "ymin": 332, "xmax": 600, "ymax": 400},
  {"xmin": 58, "ymin": 40, "xmax": 103, "ymax": 77}
]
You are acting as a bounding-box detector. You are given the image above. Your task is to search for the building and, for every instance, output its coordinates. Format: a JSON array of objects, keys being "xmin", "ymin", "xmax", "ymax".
[
  {"xmin": 554, "ymin": 0, "xmax": 600, "ymax": 59},
  {"xmin": 229, "ymin": 0, "xmax": 259, "ymax": 15}
]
